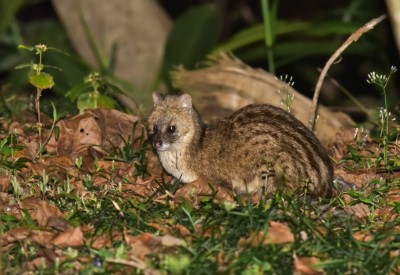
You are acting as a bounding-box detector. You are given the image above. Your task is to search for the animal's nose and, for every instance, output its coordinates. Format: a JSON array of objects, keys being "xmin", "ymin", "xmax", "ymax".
[{"xmin": 153, "ymin": 140, "xmax": 163, "ymax": 149}]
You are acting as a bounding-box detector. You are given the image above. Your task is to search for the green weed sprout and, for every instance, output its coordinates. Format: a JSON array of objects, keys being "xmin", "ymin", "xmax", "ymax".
[
  {"xmin": 11, "ymin": 175, "xmax": 22, "ymax": 201},
  {"xmin": 66, "ymin": 72, "xmax": 119, "ymax": 113},
  {"xmin": 15, "ymin": 44, "xmax": 65, "ymax": 159},
  {"xmin": 367, "ymin": 65, "xmax": 397, "ymax": 164}
]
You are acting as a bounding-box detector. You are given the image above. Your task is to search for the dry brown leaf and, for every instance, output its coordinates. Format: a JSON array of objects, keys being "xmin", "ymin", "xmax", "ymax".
[
  {"xmin": 52, "ymin": 226, "xmax": 85, "ymax": 247},
  {"xmin": 124, "ymin": 232, "xmax": 185, "ymax": 260},
  {"xmin": 0, "ymin": 173, "xmax": 11, "ymax": 192},
  {"xmin": 1, "ymin": 227, "xmax": 31, "ymax": 247},
  {"xmin": 344, "ymin": 203, "xmax": 370, "ymax": 223},
  {"xmin": 294, "ymin": 255, "xmax": 324, "ymax": 275},
  {"xmin": 91, "ymin": 231, "xmax": 123, "ymax": 249},
  {"xmin": 160, "ymin": 235, "xmax": 186, "ymax": 247},
  {"xmin": 124, "ymin": 234, "xmax": 152, "ymax": 260},
  {"xmin": 238, "ymin": 221, "xmax": 294, "ymax": 247},
  {"xmin": 174, "ymin": 224, "xmax": 191, "ymax": 236},
  {"xmin": 27, "ymin": 257, "xmax": 48, "ymax": 270},
  {"xmin": 353, "ymin": 231, "xmax": 374, "ymax": 242},
  {"xmin": 34, "ymin": 201, "xmax": 63, "ymax": 227},
  {"xmin": 0, "ymin": 192, "xmax": 12, "ymax": 212},
  {"xmin": 265, "ymin": 221, "xmax": 295, "ymax": 244},
  {"xmin": 174, "ymin": 176, "xmax": 234, "ymax": 206},
  {"xmin": 47, "ymin": 108, "xmax": 142, "ymax": 159},
  {"xmin": 375, "ymin": 207, "xmax": 399, "ymax": 222},
  {"xmin": 334, "ymin": 167, "xmax": 378, "ymax": 189},
  {"xmin": 388, "ymin": 187, "xmax": 400, "ymax": 202},
  {"xmin": 47, "ymin": 216, "xmax": 73, "ymax": 232},
  {"xmin": 30, "ymin": 230, "xmax": 55, "ymax": 248}
]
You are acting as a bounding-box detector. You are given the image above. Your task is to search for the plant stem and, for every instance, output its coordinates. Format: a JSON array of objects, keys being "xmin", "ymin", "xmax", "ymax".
[
  {"xmin": 36, "ymin": 88, "xmax": 43, "ymax": 160},
  {"xmin": 261, "ymin": 0, "xmax": 275, "ymax": 75}
]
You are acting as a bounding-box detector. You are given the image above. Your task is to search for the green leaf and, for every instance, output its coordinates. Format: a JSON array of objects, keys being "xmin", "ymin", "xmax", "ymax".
[
  {"xmin": 97, "ymin": 94, "xmax": 115, "ymax": 109},
  {"xmin": 51, "ymin": 101, "xmax": 58, "ymax": 122},
  {"xmin": 47, "ymin": 46, "xmax": 70, "ymax": 57},
  {"xmin": 77, "ymin": 92, "xmax": 96, "ymax": 112},
  {"xmin": 43, "ymin": 65, "xmax": 63, "ymax": 71},
  {"xmin": 160, "ymin": 4, "xmax": 221, "ymax": 86},
  {"xmin": 66, "ymin": 83, "xmax": 91, "ymax": 101},
  {"xmin": 215, "ymin": 21, "xmax": 309, "ymax": 53},
  {"xmin": 17, "ymin": 44, "xmax": 34, "ymax": 51},
  {"xmin": 28, "ymin": 71, "xmax": 55, "ymax": 89},
  {"xmin": 14, "ymin": 63, "xmax": 32, "ymax": 70}
]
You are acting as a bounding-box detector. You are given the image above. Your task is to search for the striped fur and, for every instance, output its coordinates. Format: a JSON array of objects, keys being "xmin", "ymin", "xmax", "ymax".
[{"xmin": 147, "ymin": 94, "xmax": 333, "ymax": 197}]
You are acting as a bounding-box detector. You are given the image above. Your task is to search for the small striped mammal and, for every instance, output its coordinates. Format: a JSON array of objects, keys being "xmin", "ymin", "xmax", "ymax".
[{"xmin": 147, "ymin": 93, "xmax": 334, "ymax": 197}]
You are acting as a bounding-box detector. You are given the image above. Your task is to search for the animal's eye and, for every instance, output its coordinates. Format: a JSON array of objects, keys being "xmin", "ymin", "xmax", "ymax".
[
  {"xmin": 153, "ymin": 125, "xmax": 158, "ymax": 132},
  {"xmin": 168, "ymin": 125, "xmax": 176, "ymax": 134}
]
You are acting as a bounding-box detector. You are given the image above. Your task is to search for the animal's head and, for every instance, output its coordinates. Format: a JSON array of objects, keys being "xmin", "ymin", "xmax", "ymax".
[{"xmin": 147, "ymin": 93, "xmax": 196, "ymax": 152}]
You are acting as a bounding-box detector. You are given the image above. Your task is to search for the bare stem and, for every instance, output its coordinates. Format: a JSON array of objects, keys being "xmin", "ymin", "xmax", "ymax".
[
  {"xmin": 309, "ymin": 14, "xmax": 387, "ymax": 130},
  {"xmin": 36, "ymin": 87, "xmax": 43, "ymax": 160}
]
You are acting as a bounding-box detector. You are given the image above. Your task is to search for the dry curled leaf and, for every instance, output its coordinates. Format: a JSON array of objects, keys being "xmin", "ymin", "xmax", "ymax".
[
  {"xmin": 353, "ymin": 231, "xmax": 374, "ymax": 242},
  {"xmin": 344, "ymin": 203, "xmax": 370, "ymax": 223},
  {"xmin": 294, "ymin": 254, "xmax": 324, "ymax": 275},
  {"xmin": 52, "ymin": 226, "xmax": 85, "ymax": 247},
  {"xmin": 30, "ymin": 230, "xmax": 55, "ymax": 248},
  {"xmin": 91, "ymin": 231, "xmax": 123, "ymax": 249},
  {"xmin": 238, "ymin": 221, "xmax": 294, "ymax": 247},
  {"xmin": 34, "ymin": 201, "xmax": 63, "ymax": 227},
  {"xmin": 174, "ymin": 177, "xmax": 234, "ymax": 206}
]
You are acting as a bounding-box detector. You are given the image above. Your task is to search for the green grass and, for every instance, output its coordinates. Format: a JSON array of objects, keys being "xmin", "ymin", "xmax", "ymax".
[{"xmin": 1, "ymin": 156, "xmax": 399, "ymax": 273}]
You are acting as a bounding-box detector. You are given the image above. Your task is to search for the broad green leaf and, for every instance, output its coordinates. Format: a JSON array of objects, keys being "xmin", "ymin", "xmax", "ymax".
[
  {"xmin": 160, "ymin": 4, "xmax": 221, "ymax": 86},
  {"xmin": 28, "ymin": 71, "xmax": 55, "ymax": 89},
  {"xmin": 77, "ymin": 92, "xmax": 96, "ymax": 112},
  {"xmin": 215, "ymin": 21, "xmax": 309, "ymax": 53},
  {"xmin": 304, "ymin": 21, "xmax": 359, "ymax": 37},
  {"xmin": 66, "ymin": 83, "xmax": 91, "ymax": 101},
  {"xmin": 97, "ymin": 94, "xmax": 115, "ymax": 109}
]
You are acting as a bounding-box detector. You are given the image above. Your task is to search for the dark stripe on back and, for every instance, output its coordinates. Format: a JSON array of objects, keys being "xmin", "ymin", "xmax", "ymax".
[{"xmin": 231, "ymin": 104, "xmax": 332, "ymax": 183}]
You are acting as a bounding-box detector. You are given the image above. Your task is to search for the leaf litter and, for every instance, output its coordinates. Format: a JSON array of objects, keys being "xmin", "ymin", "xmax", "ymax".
[{"xmin": 0, "ymin": 107, "xmax": 400, "ymax": 273}]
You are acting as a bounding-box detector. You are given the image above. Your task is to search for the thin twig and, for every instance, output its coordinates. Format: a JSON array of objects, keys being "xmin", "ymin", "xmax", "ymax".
[{"xmin": 309, "ymin": 14, "xmax": 387, "ymax": 130}]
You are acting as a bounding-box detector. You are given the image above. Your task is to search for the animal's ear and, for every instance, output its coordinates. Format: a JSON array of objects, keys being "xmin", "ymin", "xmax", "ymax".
[
  {"xmin": 178, "ymin": 94, "xmax": 192, "ymax": 109},
  {"xmin": 152, "ymin": 93, "xmax": 163, "ymax": 106}
]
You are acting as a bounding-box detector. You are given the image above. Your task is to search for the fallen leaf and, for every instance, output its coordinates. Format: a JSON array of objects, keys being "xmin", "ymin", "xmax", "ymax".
[
  {"xmin": 334, "ymin": 166, "xmax": 378, "ymax": 189},
  {"xmin": 47, "ymin": 216, "xmax": 72, "ymax": 232},
  {"xmin": 34, "ymin": 201, "xmax": 63, "ymax": 227},
  {"xmin": 91, "ymin": 231, "xmax": 123, "ymax": 249},
  {"xmin": 30, "ymin": 230, "xmax": 55, "ymax": 248},
  {"xmin": 375, "ymin": 207, "xmax": 399, "ymax": 222},
  {"xmin": 294, "ymin": 254, "xmax": 324, "ymax": 275},
  {"xmin": 174, "ymin": 176, "xmax": 234, "ymax": 206},
  {"xmin": 238, "ymin": 221, "xmax": 294, "ymax": 247},
  {"xmin": 52, "ymin": 226, "xmax": 85, "ymax": 247},
  {"xmin": 265, "ymin": 221, "xmax": 295, "ymax": 244},
  {"xmin": 160, "ymin": 235, "xmax": 186, "ymax": 247},
  {"xmin": 0, "ymin": 173, "xmax": 11, "ymax": 192},
  {"xmin": 353, "ymin": 231, "xmax": 373, "ymax": 242},
  {"xmin": 1, "ymin": 227, "xmax": 31, "ymax": 247},
  {"xmin": 344, "ymin": 203, "xmax": 370, "ymax": 223},
  {"xmin": 27, "ymin": 257, "xmax": 48, "ymax": 270}
]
